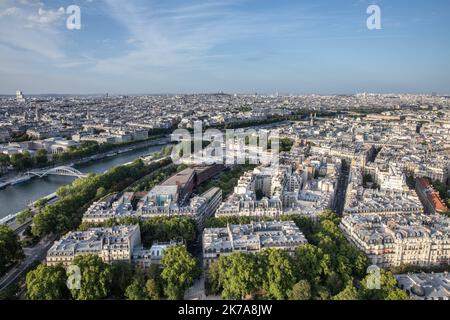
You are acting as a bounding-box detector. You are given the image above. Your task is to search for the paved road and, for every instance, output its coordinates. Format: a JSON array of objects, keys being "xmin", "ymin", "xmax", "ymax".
[
  {"xmin": 334, "ymin": 160, "xmax": 350, "ymax": 216},
  {"xmin": 184, "ymin": 274, "xmax": 206, "ymax": 300},
  {"xmin": 0, "ymin": 237, "xmax": 55, "ymax": 291},
  {"xmin": 184, "ymin": 274, "xmax": 221, "ymax": 300}
]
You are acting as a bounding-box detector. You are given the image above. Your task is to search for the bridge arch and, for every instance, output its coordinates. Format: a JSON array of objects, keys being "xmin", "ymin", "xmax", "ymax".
[{"xmin": 27, "ymin": 166, "xmax": 87, "ymax": 179}]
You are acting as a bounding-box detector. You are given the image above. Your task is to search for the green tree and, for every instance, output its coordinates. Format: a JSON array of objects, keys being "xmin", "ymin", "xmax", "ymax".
[
  {"xmin": 279, "ymin": 138, "xmax": 294, "ymax": 152},
  {"xmin": 325, "ymin": 271, "xmax": 344, "ymax": 296},
  {"xmin": 359, "ymin": 270, "xmax": 409, "ymax": 300},
  {"xmin": 26, "ymin": 264, "xmax": 70, "ymax": 300},
  {"xmin": 34, "ymin": 149, "xmax": 48, "ymax": 167},
  {"xmin": 161, "ymin": 245, "xmax": 199, "ymax": 300},
  {"xmin": 319, "ymin": 210, "xmax": 341, "ymax": 225},
  {"xmin": 140, "ymin": 217, "xmax": 196, "ymax": 247},
  {"xmin": 16, "ymin": 209, "xmax": 33, "ymax": 224},
  {"xmin": 162, "ymin": 146, "xmax": 173, "ymax": 156},
  {"xmin": 146, "ymin": 264, "xmax": 163, "ymax": 298},
  {"xmin": 0, "ymin": 225, "xmax": 24, "ymax": 275},
  {"xmin": 386, "ymin": 288, "xmax": 410, "ymax": 300},
  {"xmin": 10, "ymin": 153, "xmax": 26, "ymax": 170},
  {"xmin": 96, "ymin": 187, "xmax": 107, "ymax": 199},
  {"xmin": 110, "ymin": 262, "xmax": 134, "ymax": 298},
  {"xmin": 315, "ymin": 285, "xmax": 331, "ymax": 300},
  {"xmin": 70, "ymin": 255, "xmax": 112, "ymax": 300},
  {"xmin": 219, "ymin": 253, "xmax": 264, "ymax": 299},
  {"xmin": 288, "ymin": 280, "xmax": 312, "ymax": 300},
  {"xmin": 294, "ymin": 244, "xmax": 328, "ymax": 285},
  {"xmin": 205, "ymin": 260, "xmax": 222, "ymax": 295},
  {"xmin": 332, "ymin": 281, "xmax": 359, "ymax": 300},
  {"xmin": 263, "ymin": 249, "xmax": 296, "ymax": 300},
  {"xmin": 22, "ymin": 151, "xmax": 33, "ymax": 169},
  {"xmin": 34, "ymin": 198, "xmax": 49, "ymax": 210},
  {"xmin": 290, "ymin": 210, "xmax": 369, "ymax": 298},
  {"xmin": 125, "ymin": 278, "xmax": 149, "ymax": 300},
  {"xmin": 0, "ymin": 153, "xmax": 10, "ymax": 172},
  {"xmin": 145, "ymin": 278, "xmax": 160, "ymax": 300}
]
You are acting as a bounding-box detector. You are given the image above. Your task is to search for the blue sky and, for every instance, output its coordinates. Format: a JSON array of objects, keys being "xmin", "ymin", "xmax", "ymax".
[{"xmin": 1, "ymin": 0, "xmax": 450, "ymax": 94}]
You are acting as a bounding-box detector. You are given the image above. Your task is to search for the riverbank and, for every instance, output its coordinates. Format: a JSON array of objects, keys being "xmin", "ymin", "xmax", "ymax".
[
  {"xmin": 0, "ymin": 192, "xmax": 58, "ymax": 227},
  {"xmin": 0, "ymin": 144, "xmax": 169, "ymax": 219},
  {"xmin": 0, "ymin": 137, "xmax": 171, "ymax": 189}
]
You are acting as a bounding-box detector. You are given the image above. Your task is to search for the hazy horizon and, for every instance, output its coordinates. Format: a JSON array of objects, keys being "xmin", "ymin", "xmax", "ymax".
[
  {"xmin": 1, "ymin": 0, "xmax": 450, "ymax": 94},
  {"xmin": 1, "ymin": 90, "xmax": 449, "ymax": 96}
]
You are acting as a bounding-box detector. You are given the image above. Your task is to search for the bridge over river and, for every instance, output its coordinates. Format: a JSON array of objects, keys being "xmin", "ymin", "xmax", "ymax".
[
  {"xmin": 26, "ymin": 166, "xmax": 88, "ymax": 179},
  {"xmin": 0, "ymin": 143, "xmax": 167, "ymax": 220}
]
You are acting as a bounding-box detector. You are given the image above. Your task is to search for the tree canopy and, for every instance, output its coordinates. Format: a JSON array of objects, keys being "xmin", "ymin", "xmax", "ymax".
[
  {"xmin": 125, "ymin": 277, "xmax": 149, "ymax": 300},
  {"xmin": 161, "ymin": 245, "xmax": 199, "ymax": 300},
  {"xmin": 26, "ymin": 264, "xmax": 70, "ymax": 300},
  {"xmin": 0, "ymin": 225, "xmax": 24, "ymax": 276},
  {"xmin": 289, "ymin": 280, "xmax": 312, "ymax": 300},
  {"xmin": 70, "ymin": 255, "xmax": 112, "ymax": 300},
  {"xmin": 203, "ymin": 211, "xmax": 410, "ymax": 300},
  {"xmin": 263, "ymin": 249, "xmax": 296, "ymax": 299}
]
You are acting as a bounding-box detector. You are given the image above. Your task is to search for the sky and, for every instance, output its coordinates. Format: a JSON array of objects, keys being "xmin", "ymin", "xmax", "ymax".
[{"xmin": 0, "ymin": 0, "xmax": 450, "ymax": 95}]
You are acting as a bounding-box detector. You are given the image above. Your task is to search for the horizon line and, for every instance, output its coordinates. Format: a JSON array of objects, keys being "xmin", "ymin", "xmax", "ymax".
[{"xmin": 1, "ymin": 91, "xmax": 449, "ymax": 97}]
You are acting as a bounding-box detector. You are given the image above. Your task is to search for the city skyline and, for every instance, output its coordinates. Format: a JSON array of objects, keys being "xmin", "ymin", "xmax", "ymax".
[
  {"xmin": 1, "ymin": 0, "xmax": 450, "ymax": 94},
  {"xmin": 1, "ymin": 0, "xmax": 450, "ymax": 306}
]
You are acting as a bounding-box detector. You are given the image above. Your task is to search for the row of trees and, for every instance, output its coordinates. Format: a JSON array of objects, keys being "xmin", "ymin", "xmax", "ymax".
[
  {"xmin": 26, "ymin": 245, "xmax": 199, "ymax": 300},
  {"xmin": 1, "ymin": 136, "xmax": 167, "ymax": 174},
  {"xmin": 0, "ymin": 150, "xmax": 48, "ymax": 172},
  {"xmin": 9, "ymin": 132, "xmax": 32, "ymax": 143},
  {"xmin": 16, "ymin": 209, "xmax": 34, "ymax": 225},
  {"xmin": 0, "ymin": 225, "xmax": 24, "ymax": 276},
  {"xmin": 205, "ymin": 211, "xmax": 408, "ymax": 300},
  {"xmin": 0, "ymin": 154, "xmax": 9, "ymax": 173},
  {"xmin": 221, "ymin": 117, "xmax": 287, "ymax": 130},
  {"xmin": 207, "ymin": 248, "xmax": 407, "ymax": 300},
  {"xmin": 79, "ymin": 216, "xmax": 197, "ymax": 248},
  {"xmin": 150, "ymin": 145, "xmax": 174, "ymax": 159},
  {"xmin": 31, "ymin": 158, "xmax": 172, "ymax": 238},
  {"xmin": 51, "ymin": 141, "xmax": 127, "ymax": 164},
  {"xmin": 51, "ymin": 136, "xmax": 165, "ymax": 166}
]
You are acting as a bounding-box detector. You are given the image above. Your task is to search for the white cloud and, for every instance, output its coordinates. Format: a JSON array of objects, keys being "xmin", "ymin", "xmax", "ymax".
[
  {"xmin": 0, "ymin": 4, "xmax": 66, "ymax": 61},
  {"xmin": 26, "ymin": 7, "xmax": 65, "ymax": 27},
  {"xmin": 93, "ymin": 0, "xmax": 307, "ymax": 74},
  {"xmin": 0, "ymin": 7, "xmax": 20, "ymax": 17}
]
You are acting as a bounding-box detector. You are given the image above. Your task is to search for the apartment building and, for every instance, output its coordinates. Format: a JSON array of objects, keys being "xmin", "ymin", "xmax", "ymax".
[
  {"xmin": 82, "ymin": 187, "xmax": 222, "ymax": 228},
  {"xmin": 46, "ymin": 225, "xmax": 142, "ymax": 267},
  {"xmin": 415, "ymin": 178, "xmax": 449, "ymax": 215},
  {"xmin": 202, "ymin": 221, "xmax": 308, "ymax": 266},
  {"xmin": 396, "ymin": 273, "xmax": 450, "ymax": 300},
  {"xmin": 216, "ymin": 163, "xmax": 337, "ymax": 218},
  {"xmin": 132, "ymin": 240, "xmax": 184, "ymax": 269},
  {"xmin": 340, "ymin": 214, "xmax": 450, "ymax": 267}
]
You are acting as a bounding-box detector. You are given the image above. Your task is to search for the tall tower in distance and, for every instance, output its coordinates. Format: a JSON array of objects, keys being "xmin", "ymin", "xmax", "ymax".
[{"xmin": 16, "ymin": 91, "xmax": 26, "ymax": 102}]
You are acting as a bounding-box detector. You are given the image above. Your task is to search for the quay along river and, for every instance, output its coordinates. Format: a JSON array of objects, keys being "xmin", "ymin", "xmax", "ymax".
[{"xmin": 0, "ymin": 144, "xmax": 167, "ymax": 219}]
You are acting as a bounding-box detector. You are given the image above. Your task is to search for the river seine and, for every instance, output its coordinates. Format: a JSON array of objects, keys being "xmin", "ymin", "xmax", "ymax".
[{"xmin": 0, "ymin": 144, "xmax": 166, "ymax": 218}]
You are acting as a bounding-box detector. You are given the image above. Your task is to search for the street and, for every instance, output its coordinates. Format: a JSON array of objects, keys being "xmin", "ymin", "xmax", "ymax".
[
  {"xmin": 334, "ymin": 160, "xmax": 350, "ymax": 216},
  {"xmin": 0, "ymin": 237, "xmax": 55, "ymax": 292}
]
